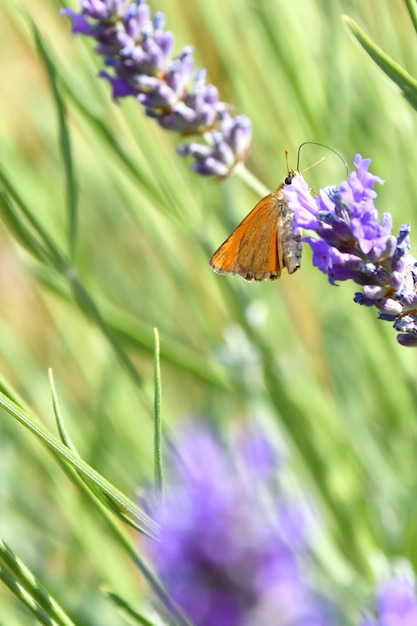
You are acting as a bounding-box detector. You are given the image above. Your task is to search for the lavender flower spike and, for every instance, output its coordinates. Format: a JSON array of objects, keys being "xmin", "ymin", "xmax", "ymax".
[
  {"xmin": 148, "ymin": 424, "xmax": 336, "ymax": 626},
  {"xmin": 61, "ymin": 0, "xmax": 251, "ymax": 177},
  {"xmin": 284, "ymin": 154, "xmax": 417, "ymax": 347}
]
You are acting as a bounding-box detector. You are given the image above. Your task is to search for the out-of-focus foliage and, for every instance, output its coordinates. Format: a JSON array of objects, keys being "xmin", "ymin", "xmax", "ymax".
[{"xmin": 1, "ymin": 0, "xmax": 417, "ymax": 623}]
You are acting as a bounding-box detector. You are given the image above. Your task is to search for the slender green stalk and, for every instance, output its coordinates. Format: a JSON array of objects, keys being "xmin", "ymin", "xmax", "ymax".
[
  {"xmin": 102, "ymin": 589, "xmax": 162, "ymax": 626},
  {"xmin": 0, "ymin": 568, "xmax": 55, "ymax": 626},
  {"xmin": 153, "ymin": 328, "xmax": 164, "ymax": 499},
  {"xmin": 0, "ymin": 391, "xmax": 158, "ymax": 539},
  {"xmin": 344, "ymin": 15, "xmax": 417, "ymax": 110},
  {"xmin": 68, "ymin": 272, "xmax": 144, "ymax": 389},
  {"xmin": 33, "ymin": 23, "xmax": 79, "ymax": 261},
  {"xmin": 237, "ymin": 165, "xmax": 270, "ymax": 197},
  {"xmin": 48, "ymin": 368, "xmax": 77, "ymax": 452},
  {"xmin": 47, "ymin": 448, "xmax": 190, "ymax": 626},
  {"xmin": 0, "ymin": 168, "xmax": 65, "ymax": 269},
  {"xmin": 0, "ymin": 136, "xmax": 145, "ymax": 397},
  {"xmin": 404, "ymin": 0, "xmax": 417, "ymax": 34},
  {"xmin": 0, "ymin": 540, "xmax": 76, "ymax": 626}
]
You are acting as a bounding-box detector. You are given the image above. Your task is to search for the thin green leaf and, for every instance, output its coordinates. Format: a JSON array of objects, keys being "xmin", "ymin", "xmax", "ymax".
[
  {"xmin": 47, "ymin": 369, "xmax": 153, "ymax": 530},
  {"xmin": 35, "ymin": 268, "xmax": 232, "ymax": 390},
  {"xmin": 61, "ymin": 78, "xmax": 166, "ymax": 206},
  {"xmin": 88, "ymin": 306, "xmax": 231, "ymax": 390},
  {"xmin": 48, "ymin": 457, "xmax": 190, "ymax": 626},
  {"xmin": 344, "ymin": 15, "xmax": 417, "ymax": 111},
  {"xmin": 0, "ymin": 391, "xmax": 159, "ymax": 539},
  {"xmin": 0, "ymin": 539, "xmax": 76, "ymax": 626},
  {"xmin": 0, "ymin": 191, "xmax": 51, "ymax": 264},
  {"xmin": 0, "ymin": 375, "xmax": 28, "ymax": 411},
  {"xmin": 32, "ymin": 23, "xmax": 78, "ymax": 260},
  {"xmin": 0, "ymin": 165, "xmax": 66, "ymax": 270},
  {"xmin": 27, "ymin": 412, "xmax": 183, "ymax": 623},
  {"xmin": 404, "ymin": 0, "xmax": 417, "ymax": 35},
  {"xmin": 153, "ymin": 328, "xmax": 164, "ymax": 499},
  {"xmin": 237, "ymin": 165, "xmax": 269, "ymax": 198},
  {"xmin": 0, "ymin": 567, "xmax": 55, "ymax": 626},
  {"xmin": 68, "ymin": 275, "xmax": 144, "ymax": 388},
  {"xmin": 102, "ymin": 589, "xmax": 161, "ymax": 626},
  {"xmin": 48, "ymin": 368, "xmax": 78, "ymax": 453}
]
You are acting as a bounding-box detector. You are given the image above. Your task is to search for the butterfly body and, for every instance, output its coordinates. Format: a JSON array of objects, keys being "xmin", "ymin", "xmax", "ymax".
[{"xmin": 210, "ymin": 172, "xmax": 302, "ymax": 281}]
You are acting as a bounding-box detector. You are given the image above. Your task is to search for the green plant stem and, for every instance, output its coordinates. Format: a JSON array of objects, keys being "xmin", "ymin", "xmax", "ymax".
[
  {"xmin": 0, "ymin": 391, "xmax": 158, "ymax": 539},
  {"xmin": 67, "ymin": 268, "xmax": 144, "ymax": 389},
  {"xmin": 0, "ymin": 540, "xmax": 76, "ymax": 626},
  {"xmin": 237, "ymin": 165, "xmax": 270, "ymax": 197},
  {"xmin": 153, "ymin": 328, "xmax": 164, "ymax": 499},
  {"xmin": 404, "ymin": 0, "xmax": 417, "ymax": 34},
  {"xmin": 344, "ymin": 15, "xmax": 417, "ymax": 111}
]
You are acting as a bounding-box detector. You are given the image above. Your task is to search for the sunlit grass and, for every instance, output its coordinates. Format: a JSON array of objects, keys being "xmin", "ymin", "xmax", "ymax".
[{"xmin": 1, "ymin": 0, "xmax": 417, "ymax": 622}]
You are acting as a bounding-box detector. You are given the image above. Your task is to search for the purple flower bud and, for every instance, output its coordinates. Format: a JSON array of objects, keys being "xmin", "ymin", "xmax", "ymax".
[
  {"xmin": 178, "ymin": 112, "xmax": 252, "ymax": 178},
  {"xmin": 397, "ymin": 333, "xmax": 417, "ymax": 347},
  {"xmin": 394, "ymin": 314, "xmax": 417, "ymax": 334},
  {"xmin": 390, "ymin": 271, "xmax": 405, "ymax": 291},
  {"xmin": 354, "ymin": 293, "xmax": 371, "ymax": 306},
  {"xmin": 99, "ymin": 70, "xmax": 137, "ymax": 97},
  {"xmin": 378, "ymin": 298, "xmax": 403, "ymax": 316},
  {"xmin": 399, "ymin": 291, "xmax": 417, "ymax": 310},
  {"xmin": 379, "ymin": 313, "xmax": 398, "ymax": 323},
  {"xmin": 60, "ymin": 9, "xmax": 96, "ymax": 35},
  {"xmin": 362, "ymin": 285, "xmax": 389, "ymax": 300}
]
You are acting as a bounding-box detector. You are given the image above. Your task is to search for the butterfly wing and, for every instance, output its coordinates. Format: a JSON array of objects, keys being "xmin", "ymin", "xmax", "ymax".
[
  {"xmin": 210, "ymin": 189, "xmax": 284, "ymax": 281},
  {"xmin": 210, "ymin": 172, "xmax": 303, "ymax": 282}
]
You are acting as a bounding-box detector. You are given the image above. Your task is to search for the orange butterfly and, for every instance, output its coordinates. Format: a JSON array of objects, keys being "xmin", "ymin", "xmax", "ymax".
[{"xmin": 210, "ymin": 170, "xmax": 303, "ymax": 282}]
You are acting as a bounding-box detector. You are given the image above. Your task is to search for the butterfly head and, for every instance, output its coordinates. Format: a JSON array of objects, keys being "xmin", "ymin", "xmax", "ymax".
[{"xmin": 283, "ymin": 170, "xmax": 301, "ymax": 186}]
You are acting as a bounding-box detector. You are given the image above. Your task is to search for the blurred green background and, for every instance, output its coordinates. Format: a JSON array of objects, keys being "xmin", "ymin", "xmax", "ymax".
[{"xmin": 1, "ymin": 0, "xmax": 417, "ymax": 623}]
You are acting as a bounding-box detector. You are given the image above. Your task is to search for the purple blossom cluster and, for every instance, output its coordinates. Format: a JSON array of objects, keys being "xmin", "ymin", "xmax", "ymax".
[
  {"xmin": 144, "ymin": 423, "xmax": 417, "ymax": 626},
  {"xmin": 148, "ymin": 425, "xmax": 335, "ymax": 626},
  {"xmin": 360, "ymin": 577, "xmax": 417, "ymax": 626},
  {"xmin": 284, "ymin": 155, "xmax": 417, "ymax": 347},
  {"xmin": 61, "ymin": 0, "xmax": 251, "ymax": 177}
]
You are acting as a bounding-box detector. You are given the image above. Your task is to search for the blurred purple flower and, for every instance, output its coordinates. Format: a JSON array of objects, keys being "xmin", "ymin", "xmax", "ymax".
[
  {"xmin": 359, "ymin": 576, "xmax": 417, "ymax": 626},
  {"xmin": 149, "ymin": 424, "xmax": 335, "ymax": 626},
  {"xmin": 61, "ymin": 0, "xmax": 251, "ymax": 177},
  {"xmin": 238, "ymin": 431, "xmax": 278, "ymax": 481},
  {"xmin": 284, "ymin": 154, "xmax": 417, "ymax": 347}
]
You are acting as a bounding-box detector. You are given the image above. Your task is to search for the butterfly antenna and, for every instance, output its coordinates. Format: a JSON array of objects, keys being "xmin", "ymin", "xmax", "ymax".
[
  {"xmin": 297, "ymin": 141, "xmax": 349, "ymax": 176},
  {"xmin": 285, "ymin": 149, "xmax": 290, "ymax": 175}
]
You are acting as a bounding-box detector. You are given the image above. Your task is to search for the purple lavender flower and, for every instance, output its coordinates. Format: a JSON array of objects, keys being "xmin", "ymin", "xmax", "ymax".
[
  {"xmin": 148, "ymin": 424, "xmax": 335, "ymax": 626},
  {"xmin": 284, "ymin": 154, "xmax": 417, "ymax": 347},
  {"xmin": 61, "ymin": 0, "xmax": 251, "ymax": 177},
  {"xmin": 359, "ymin": 576, "xmax": 417, "ymax": 625}
]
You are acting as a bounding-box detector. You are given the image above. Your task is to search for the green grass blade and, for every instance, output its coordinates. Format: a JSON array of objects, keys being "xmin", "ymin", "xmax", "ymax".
[
  {"xmin": 153, "ymin": 328, "xmax": 164, "ymax": 499},
  {"xmin": 48, "ymin": 368, "xmax": 78, "ymax": 453},
  {"xmin": 0, "ymin": 177, "xmax": 145, "ymax": 393},
  {"xmin": 32, "ymin": 23, "xmax": 78, "ymax": 260},
  {"xmin": 0, "ymin": 539, "xmax": 76, "ymax": 626},
  {"xmin": 36, "ymin": 267, "xmax": 231, "ymax": 390},
  {"xmin": 102, "ymin": 589, "xmax": 161, "ymax": 626},
  {"xmin": 404, "ymin": 0, "xmax": 417, "ymax": 34},
  {"xmin": 0, "ymin": 165, "xmax": 66, "ymax": 270},
  {"xmin": 68, "ymin": 274, "xmax": 144, "ymax": 389},
  {"xmin": 0, "ymin": 191, "xmax": 51, "ymax": 264},
  {"xmin": 0, "ymin": 567, "xmax": 55, "ymax": 626},
  {"xmin": 0, "ymin": 391, "xmax": 159, "ymax": 539},
  {"xmin": 61, "ymin": 78, "xmax": 166, "ymax": 206},
  {"xmin": 344, "ymin": 15, "xmax": 417, "ymax": 111}
]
